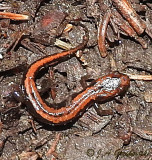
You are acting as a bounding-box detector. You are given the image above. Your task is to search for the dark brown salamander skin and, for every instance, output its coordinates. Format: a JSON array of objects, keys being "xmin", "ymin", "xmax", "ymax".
[{"xmin": 23, "ymin": 23, "xmax": 130, "ymax": 125}]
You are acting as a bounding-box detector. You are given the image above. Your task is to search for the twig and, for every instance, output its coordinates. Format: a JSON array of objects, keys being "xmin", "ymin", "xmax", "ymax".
[
  {"xmin": 46, "ymin": 133, "xmax": 61, "ymax": 158},
  {"xmin": 112, "ymin": 0, "xmax": 146, "ymax": 35},
  {"xmin": 124, "ymin": 73, "xmax": 152, "ymax": 80},
  {"xmin": 98, "ymin": 10, "xmax": 111, "ymax": 57},
  {"xmin": 133, "ymin": 128, "xmax": 152, "ymax": 141},
  {"xmin": 0, "ymin": 12, "xmax": 29, "ymax": 20},
  {"xmin": 112, "ymin": 11, "xmax": 147, "ymax": 49}
]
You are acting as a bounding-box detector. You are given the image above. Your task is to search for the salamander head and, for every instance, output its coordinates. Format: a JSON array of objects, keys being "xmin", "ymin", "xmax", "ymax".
[{"xmin": 111, "ymin": 72, "xmax": 130, "ymax": 94}]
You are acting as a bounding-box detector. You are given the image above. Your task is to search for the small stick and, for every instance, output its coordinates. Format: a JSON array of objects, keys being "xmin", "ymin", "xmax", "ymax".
[
  {"xmin": 112, "ymin": 11, "xmax": 136, "ymax": 37},
  {"xmin": 112, "ymin": 11, "xmax": 147, "ymax": 49},
  {"xmin": 112, "ymin": 0, "xmax": 146, "ymax": 35},
  {"xmin": 98, "ymin": 10, "xmax": 111, "ymax": 57},
  {"xmin": 125, "ymin": 73, "xmax": 152, "ymax": 80},
  {"xmin": 63, "ymin": 24, "xmax": 73, "ymax": 33},
  {"xmin": 46, "ymin": 133, "xmax": 61, "ymax": 158},
  {"xmin": 54, "ymin": 39, "xmax": 72, "ymax": 50},
  {"xmin": 0, "ymin": 12, "xmax": 29, "ymax": 20},
  {"xmin": 0, "ymin": 4, "xmax": 11, "ymax": 10}
]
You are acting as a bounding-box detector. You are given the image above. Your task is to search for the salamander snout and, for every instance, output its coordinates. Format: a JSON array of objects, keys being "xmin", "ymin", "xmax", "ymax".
[{"xmin": 119, "ymin": 74, "xmax": 130, "ymax": 90}]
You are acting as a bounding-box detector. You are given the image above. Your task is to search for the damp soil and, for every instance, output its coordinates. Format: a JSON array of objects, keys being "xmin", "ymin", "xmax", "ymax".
[{"xmin": 0, "ymin": 0, "xmax": 152, "ymax": 160}]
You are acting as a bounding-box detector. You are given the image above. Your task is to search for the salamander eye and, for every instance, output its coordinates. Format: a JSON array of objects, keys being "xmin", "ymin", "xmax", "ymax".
[{"xmin": 122, "ymin": 76, "xmax": 127, "ymax": 81}]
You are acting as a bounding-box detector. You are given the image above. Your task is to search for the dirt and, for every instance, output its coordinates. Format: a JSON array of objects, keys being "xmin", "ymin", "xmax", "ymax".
[{"xmin": 0, "ymin": 0, "xmax": 152, "ymax": 160}]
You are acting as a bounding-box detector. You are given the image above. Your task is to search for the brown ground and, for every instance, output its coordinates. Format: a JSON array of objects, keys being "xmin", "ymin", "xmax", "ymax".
[{"xmin": 0, "ymin": 0, "xmax": 152, "ymax": 160}]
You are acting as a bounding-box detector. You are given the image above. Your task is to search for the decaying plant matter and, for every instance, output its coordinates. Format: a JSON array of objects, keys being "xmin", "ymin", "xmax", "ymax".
[{"xmin": 98, "ymin": 0, "xmax": 151, "ymax": 57}]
